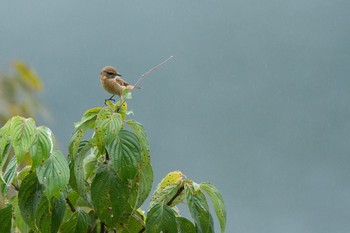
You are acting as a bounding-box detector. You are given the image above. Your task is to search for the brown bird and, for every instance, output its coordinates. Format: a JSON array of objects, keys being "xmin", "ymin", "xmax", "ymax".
[{"xmin": 99, "ymin": 66, "xmax": 140, "ymax": 103}]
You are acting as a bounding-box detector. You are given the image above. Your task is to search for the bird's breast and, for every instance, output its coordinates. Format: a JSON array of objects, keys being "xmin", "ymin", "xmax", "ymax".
[{"xmin": 101, "ymin": 78, "xmax": 125, "ymax": 96}]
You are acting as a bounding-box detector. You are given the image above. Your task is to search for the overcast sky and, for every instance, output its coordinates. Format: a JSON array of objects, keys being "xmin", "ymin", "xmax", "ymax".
[{"xmin": 1, "ymin": 1, "xmax": 350, "ymax": 232}]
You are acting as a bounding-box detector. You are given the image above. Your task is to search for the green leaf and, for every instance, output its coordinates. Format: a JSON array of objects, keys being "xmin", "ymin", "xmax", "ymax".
[
  {"xmin": 60, "ymin": 209, "xmax": 90, "ymax": 233},
  {"xmin": 68, "ymin": 128, "xmax": 86, "ymax": 159},
  {"xmin": 11, "ymin": 196, "xmax": 31, "ymax": 233},
  {"xmin": 73, "ymin": 141, "xmax": 92, "ymax": 200},
  {"xmin": 0, "ymin": 141, "xmax": 11, "ymax": 170},
  {"xmin": 16, "ymin": 166, "xmax": 32, "ymax": 184},
  {"xmin": 10, "ymin": 116, "xmax": 37, "ymax": 164},
  {"xmin": 0, "ymin": 142, "xmax": 11, "ymax": 184},
  {"xmin": 69, "ymin": 107, "xmax": 100, "ymax": 158},
  {"xmin": 1, "ymin": 156, "xmax": 17, "ymax": 196},
  {"xmin": 150, "ymin": 180, "xmax": 184, "ymax": 210},
  {"xmin": 106, "ymin": 130, "xmax": 141, "ymax": 180},
  {"xmin": 83, "ymin": 152, "xmax": 98, "ymax": 180},
  {"xmin": 0, "ymin": 119, "xmax": 11, "ymax": 162},
  {"xmin": 122, "ymin": 89, "xmax": 132, "ymax": 100},
  {"xmin": 36, "ymin": 149, "xmax": 69, "ymax": 199},
  {"xmin": 115, "ymin": 210, "xmax": 145, "ymax": 232},
  {"xmin": 149, "ymin": 171, "xmax": 184, "ymax": 210},
  {"xmin": 126, "ymin": 119, "xmax": 150, "ymax": 162},
  {"xmin": 0, "ymin": 204, "xmax": 12, "ymax": 233},
  {"xmin": 200, "ymin": 182, "xmax": 226, "ymax": 233},
  {"xmin": 18, "ymin": 172, "xmax": 44, "ymax": 227},
  {"xmin": 91, "ymin": 164, "xmax": 129, "ymax": 228},
  {"xmin": 94, "ymin": 108, "xmax": 122, "ymax": 153},
  {"xmin": 30, "ymin": 126, "xmax": 54, "ymax": 168},
  {"xmin": 74, "ymin": 107, "xmax": 101, "ymax": 129},
  {"xmin": 177, "ymin": 217, "xmax": 196, "ymax": 233},
  {"xmin": 185, "ymin": 184, "xmax": 214, "ymax": 233},
  {"xmin": 145, "ymin": 203, "xmax": 178, "ymax": 233},
  {"xmin": 34, "ymin": 195, "xmax": 66, "ymax": 233},
  {"xmin": 133, "ymin": 162, "xmax": 153, "ymax": 210},
  {"xmin": 125, "ymin": 120, "xmax": 154, "ymax": 209}
]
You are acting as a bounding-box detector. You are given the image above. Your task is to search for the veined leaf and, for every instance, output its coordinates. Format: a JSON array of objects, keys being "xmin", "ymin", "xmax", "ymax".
[
  {"xmin": 200, "ymin": 182, "xmax": 226, "ymax": 233},
  {"xmin": 177, "ymin": 217, "xmax": 196, "ymax": 233},
  {"xmin": 36, "ymin": 149, "xmax": 69, "ymax": 199},
  {"xmin": 125, "ymin": 120, "xmax": 154, "ymax": 209},
  {"xmin": 10, "ymin": 116, "xmax": 37, "ymax": 164},
  {"xmin": 91, "ymin": 164, "xmax": 129, "ymax": 228},
  {"xmin": 94, "ymin": 108, "xmax": 122, "ymax": 153},
  {"xmin": 145, "ymin": 203, "xmax": 178, "ymax": 233},
  {"xmin": 1, "ymin": 156, "xmax": 17, "ymax": 196},
  {"xmin": 69, "ymin": 107, "xmax": 100, "ymax": 159},
  {"xmin": 159, "ymin": 171, "xmax": 183, "ymax": 190},
  {"xmin": 149, "ymin": 171, "xmax": 184, "ymax": 209},
  {"xmin": 185, "ymin": 184, "xmax": 214, "ymax": 233},
  {"xmin": 0, "ymin": 142, "xmax": 12, "ymax": 184},
  {"xmin": 18, "ymin": 172, "xmax": 44, "ymax": 227},
  {"xmin": 106, "ymin": 130, "xmax": 141, "ymax": 180},
  {"xmin": 60, "ymin": 209, "xmax": 90, "ymax": 233},
  {"xmin": 0, "ymin": 119, "xmax": 11, "ymax": 162},
  {"xmin": 34, "ymin": 194, "xmax": 66, "ymax": 233},
  {"xmin": 74, "ymin": 107, "xmax": 101, "ymax": 129},
  {"xmin": 73, "ymin": 141, "xmax": 92, "ymax": 200},
  {"xmin": 150, "ymin": 180, "xmax": 184, "ymax": 210},
  {"xmin": 115, "ymin": 210, "xmax": 144, "ymax": 232},
  {"xmin": 68, "ymin": 128, "xmax": 86, "ymax": 159},
  {"xmin": 10, "ymin": 196, "xmax": 31, "ymax": 233},
  {"xmin": 30, "ymin": 126, "xmax": 54, "ymax": 168},
  {"xmin": 83, "ymin": 152, "xmax": 98, "ymax": 180},
  {"xmin": 133, "ymin": 162, "xmax": 154, "ymax": 210},
  {"xmin": 0, "ymin": 204, "xmax": 12, "ymax": 233},
  {"xmin": 125, "ymin": 119, "xmax": 150, "ymax": 162},
  {"xmin": 115, "ymin": 100, "xmax": 128, "ymax": 121}
]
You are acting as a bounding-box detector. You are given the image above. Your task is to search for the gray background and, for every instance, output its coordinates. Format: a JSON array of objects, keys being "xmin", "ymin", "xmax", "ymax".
[{"xmin": 1, "ymin": 1, "xmax": 350, "ymax": 232}]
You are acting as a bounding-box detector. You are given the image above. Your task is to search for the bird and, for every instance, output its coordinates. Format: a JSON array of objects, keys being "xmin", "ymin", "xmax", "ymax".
[{"xmin": 99, "ymin": 66, "xmax": 140, "ymax": 104}]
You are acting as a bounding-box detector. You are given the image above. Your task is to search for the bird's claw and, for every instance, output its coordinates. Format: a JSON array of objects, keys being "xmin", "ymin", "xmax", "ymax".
[
  {"xmin": 116, "ymin": 105, "xmax": 122, "ymax": 112},
  {"xmin": 104, "ymin": 98, "xmax": 116, "ymax": 105}
]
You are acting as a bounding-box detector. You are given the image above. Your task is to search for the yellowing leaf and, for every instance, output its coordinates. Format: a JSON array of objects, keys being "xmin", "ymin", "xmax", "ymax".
[
  {"xmin": 13, "ymin": 61, "xmax": 42, "ymax": 90},
  {"xmin": 160, "ymin": 171, "xmax": 183, "ymax": 189}
]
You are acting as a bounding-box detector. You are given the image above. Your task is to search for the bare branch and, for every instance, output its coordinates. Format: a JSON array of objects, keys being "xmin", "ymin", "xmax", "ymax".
[{"xmin": 133, "ymin": 55, "xmax": 174, "ymax": 88}]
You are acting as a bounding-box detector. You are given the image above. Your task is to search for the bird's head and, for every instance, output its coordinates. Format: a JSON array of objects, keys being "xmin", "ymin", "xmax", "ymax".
[{"xmin": 100, "ymin": 66, "xmax": 122, "ymax": 80}]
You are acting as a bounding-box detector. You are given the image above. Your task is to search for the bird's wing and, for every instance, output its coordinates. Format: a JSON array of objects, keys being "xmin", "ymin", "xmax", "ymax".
[{"xmin": 115, "ymin": 76, "xmax": 129, "ymax": 87}]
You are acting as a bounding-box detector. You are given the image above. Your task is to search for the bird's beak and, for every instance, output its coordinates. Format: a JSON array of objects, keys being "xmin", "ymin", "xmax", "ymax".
[{"xmin": 117, "ymin": 73, "xmax": 122, "ymax": 77}]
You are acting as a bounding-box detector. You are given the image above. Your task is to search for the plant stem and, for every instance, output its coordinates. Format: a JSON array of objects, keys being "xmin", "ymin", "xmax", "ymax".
[
  {"xmin": 101, "ymin": 221, "xmax": 106, "ymax": 233},
  {"xmin": 66, "ymin": 198, "xmax": 76, "ymax": 212},
  {"xmin": 167, "ymin": 183, "xmax": 185, "ymax": 206},
  {"xmin": 11, "ymin": 182, "xmax": 19, "ymax": 191}
]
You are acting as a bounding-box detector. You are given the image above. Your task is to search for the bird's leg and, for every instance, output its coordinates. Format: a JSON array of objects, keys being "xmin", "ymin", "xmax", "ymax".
[
  {"xmin": 104, "ymin": 95, "xmax": 116, "ymax": 105},
  {"xmin": 116, "ymin": 98, "xmax": 125, "ymax": 112}
]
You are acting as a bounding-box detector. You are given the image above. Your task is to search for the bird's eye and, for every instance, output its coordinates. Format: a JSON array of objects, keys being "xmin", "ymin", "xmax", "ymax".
[{"xmin": 106, "ymin": 71, "xmax": 115, "ymax": 75}]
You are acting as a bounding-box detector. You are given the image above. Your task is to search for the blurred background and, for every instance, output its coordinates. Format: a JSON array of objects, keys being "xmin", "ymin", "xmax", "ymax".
[{"xmin": 1, "ymin": 1, "xmax": 350, "ymax": 232}]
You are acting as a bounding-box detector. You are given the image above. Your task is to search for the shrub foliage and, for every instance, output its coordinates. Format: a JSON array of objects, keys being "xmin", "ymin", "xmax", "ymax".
[{"xmin": 0, "ymin": 100, "xmax": 226, "ymax": 233}]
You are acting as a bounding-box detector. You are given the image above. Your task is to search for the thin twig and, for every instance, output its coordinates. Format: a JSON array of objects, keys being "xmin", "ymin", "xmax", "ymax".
[
  {"xmin": 66, "ymin": 198, "xmax": 76, "ymax": 212},
  {"xmin": 11, "ymin": 182, "xmax": 19, "ymax": 191},
  {"xmin": 104, "ymin": 148, "xmax": 110, "ymax": 164},
  {"xmin": 101, "ymin": 221, "xmax": 106, "ymax": 233},
  {"xmin": 133, "ymin": 55, "xmax": 174, "ymax": 88},
  {"xmin": 166, "ymin": 184, "xmax": 185, "ymax": 206}
]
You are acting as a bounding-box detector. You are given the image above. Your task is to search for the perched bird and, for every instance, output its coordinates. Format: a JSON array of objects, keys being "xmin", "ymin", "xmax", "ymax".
[{"xmin": 99, "ymin": 66, "xmax": 140, "ymax": 103}]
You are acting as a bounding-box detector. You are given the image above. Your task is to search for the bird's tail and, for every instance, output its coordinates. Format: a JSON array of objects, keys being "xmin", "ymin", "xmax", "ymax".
[{"xmin": 127, "ymin": 85, "xmax": 142, "ymax": 90}]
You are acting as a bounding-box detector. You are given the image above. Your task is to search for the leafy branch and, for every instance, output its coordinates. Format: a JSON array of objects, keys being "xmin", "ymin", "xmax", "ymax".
[{"xmin": 0, "ymin": 100, "xmax": 226, "ymax": 233}]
